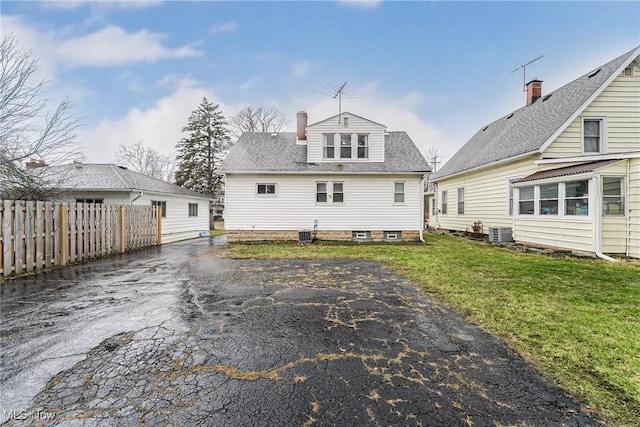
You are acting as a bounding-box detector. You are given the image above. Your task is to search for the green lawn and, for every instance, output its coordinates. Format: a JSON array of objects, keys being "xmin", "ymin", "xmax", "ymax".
[{"xmin": 226, "ymin": 234, "xmax": 640, "ymax": 426}]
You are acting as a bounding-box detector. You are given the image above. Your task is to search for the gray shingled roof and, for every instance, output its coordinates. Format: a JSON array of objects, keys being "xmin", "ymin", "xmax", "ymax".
[
  {"xmin": 433, "ymin": 46, "xmax": 640, "ymax": 180},
  {"xmin": 45, "ymin": 163, "xmax": 211, "ymax": 199},
  {"xmin": 220, "ymin": 131, "xmax": 430, "ymax": 174}
]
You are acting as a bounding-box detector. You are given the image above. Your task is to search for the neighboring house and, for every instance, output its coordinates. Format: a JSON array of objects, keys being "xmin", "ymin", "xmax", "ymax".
[
  {"xmin": 220, "ymin": 111, "xmax": 431, "ymax": 241},
  {"xmin": 431, "ymin": 46, "xmax": 640, "ymax": 259},
  {"xmin": 45, "ymin": 162, "xmax": 212, "ymax": 244}
]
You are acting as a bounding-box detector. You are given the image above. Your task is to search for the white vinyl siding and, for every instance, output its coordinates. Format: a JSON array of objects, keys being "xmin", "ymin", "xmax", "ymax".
[
  {"xmin": 225, "ymin": 173, "xmax": 422, "ymax": 231},
  {"xmin": 543, "ymin": 73, "xmax": 640, "ymax": 158},
  {"xmin": 306, "ymin": 113, "xmax": 386, "ymax": 163}
]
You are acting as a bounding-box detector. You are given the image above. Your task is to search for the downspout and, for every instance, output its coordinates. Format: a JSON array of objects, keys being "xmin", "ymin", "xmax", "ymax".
[
  {"xmin": 593, "ymin": 175, "xmax": 617, "ymax": 262},
  {"xmin": 131, "ymin": 191, "xmax": 143, "ymax": 204},
  {"xmin": 626, "ymin": 159, "xmax": 631, "ymax": 257},
  {"xmin": 419, "ymin": 175, "xmax": 425, "ymax": 243}
]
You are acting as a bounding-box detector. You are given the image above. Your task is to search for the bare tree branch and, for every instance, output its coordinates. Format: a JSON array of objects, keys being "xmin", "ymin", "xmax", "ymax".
[
  {"xmin": 0, "ymin": 33, "xmax": 83, "ymax": 200},
  {"xmin": 229, "ymin": 105, "xmax": 287, "ymax": 138},
  {"xmin": 115, "ymin": 140, "xmax": 175, "ymax": 182}
]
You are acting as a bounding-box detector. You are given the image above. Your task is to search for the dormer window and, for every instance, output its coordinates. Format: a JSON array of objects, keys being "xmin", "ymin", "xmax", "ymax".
[
  {"xmin": 583, "ymin": 117, "xmax": 605, "ymax": 154},
  {"xmin": 323, "ymin": 134, "xmax": 335, "ymax": 159},
  {"xmin": 357, "ymin": 134, "xmax": 369, "ymax": 159},
  {"xmin": 340, "ymin": 134, "xmax": 352, "ymax": 159}
]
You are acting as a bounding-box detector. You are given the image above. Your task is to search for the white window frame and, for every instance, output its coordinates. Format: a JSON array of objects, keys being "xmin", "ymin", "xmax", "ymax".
[
  {"xmin": 564, "ymin": 180, "xmax": 590, "ymax": 216},
  {"xmin": 256, "ymin": 183, "xmax": 277, "ymax": 196},
  {"xmin": 457, "ymin": 187, "xmax": 465, "ymax": 215},
  {"xmin": 340, "ymin": 134, "xmax": 352, "ymax": 159},
  {"xmin": 506, "ymin": 177, "xmax": 522, "ymax": 216},
  {"xmin": 316, "ymin": 181, "xmax": 344, "ymax": 204},
  {"xmin": 582, "ymin": 117, "xmax": 606, "ymax": 155},
  {"xmin": 539, "ymin": 183, "xmax": 559, "ymax": 215},
  {"xmin": 602, "ymin": 176, "xmax": 625, "ymax": 216},
  {"xmin": 441, "ymin": 190, "xmax": 448, "ymax": 215},
  {"xmin": 323, "ymin": 134, "xmax": 335, "ymax": 159},
  {"xmin": 394, "ymin": 182, "xmax": 405, "ymax": 204},
  {"xmin": 151, "ymin": 200, "xmax": 167, "ymax": 218},
  {"xmin": 357, "ymin": 134, "xmax": 369, "ymax": 159},
  {"xmin": 518, "ymin": 186, "xmax": 535, "ymax": 215}
]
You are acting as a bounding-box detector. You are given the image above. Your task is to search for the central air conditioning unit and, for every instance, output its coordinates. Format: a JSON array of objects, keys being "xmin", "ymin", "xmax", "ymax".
[
  {"xmin": 298, "ymin": 229, "xmax": 312, "ymax": 243},
  {"xmin": 489, "ymin": 227, "xmax": 513, "ymax": 243}
]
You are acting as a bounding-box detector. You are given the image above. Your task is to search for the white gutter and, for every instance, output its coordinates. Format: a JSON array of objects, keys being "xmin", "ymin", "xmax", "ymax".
[
  {"xmin": 535, "ymin": 152, "xmax": 639, "ymax": 165},
  {"xmin": 431, "ymin": 151, "xmax": 539, "ymax": 182},
  {"xmin": 593, "ymin": 175, "xmax": 617, "ymax": 262}
]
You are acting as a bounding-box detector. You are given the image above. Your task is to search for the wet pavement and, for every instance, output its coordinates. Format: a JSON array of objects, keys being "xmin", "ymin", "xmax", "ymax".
[{"xmin": 1, "ymin": 237, "xmax": 599, "ymax": 426}]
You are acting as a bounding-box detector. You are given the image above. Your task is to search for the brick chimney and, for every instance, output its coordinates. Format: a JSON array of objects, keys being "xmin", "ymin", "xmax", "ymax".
[
  {"xmin": 526, "ymin": 79, "xmax": 543, "ymax": 105},
  {"xmin": 25, "ymin": 158, "xmax": 47, "ymax": 170},
  {"xmin": 296, "ymin": 111, "xmax": 307, "ymax": 141}
]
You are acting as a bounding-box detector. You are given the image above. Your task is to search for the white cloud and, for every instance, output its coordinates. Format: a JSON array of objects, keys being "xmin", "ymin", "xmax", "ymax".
[
  {"xmin": 290, "ymin": 61, "xmax": 312, "ymax": 79},
  {"xmin": 54, "ymin": 25, "xmax": 200, "ymax": 67},
  {"xmin": 81, "ymin": 79, "xmax": 231, "ymax": 163},
  {"xmin": 210, "ymin": 20, "xmax": 237, "ymax": 34},
  {"xmin": 336, "ymin": 0, "xmax": 382, "ymax": 9}
]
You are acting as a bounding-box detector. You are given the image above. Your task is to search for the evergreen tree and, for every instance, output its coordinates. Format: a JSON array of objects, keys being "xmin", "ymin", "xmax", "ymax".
[{"xmin": 174, "ymin": 98, "xmax": 231, "ymax": 198}]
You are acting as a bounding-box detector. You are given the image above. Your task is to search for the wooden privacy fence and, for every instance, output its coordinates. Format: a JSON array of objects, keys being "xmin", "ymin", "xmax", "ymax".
[{"xmin": 0, "ymin": 200, "xmax": 162, "ymax": 279}]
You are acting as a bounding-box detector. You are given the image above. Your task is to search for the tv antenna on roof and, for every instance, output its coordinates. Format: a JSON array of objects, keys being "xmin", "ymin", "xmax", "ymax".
[
  {"xmin": 511, "ymin": 55, "xmax": 544, "ymax": 92},
  {"xmin": 314, "ymin": 82, "xmax": 358, "ymax": 123}
]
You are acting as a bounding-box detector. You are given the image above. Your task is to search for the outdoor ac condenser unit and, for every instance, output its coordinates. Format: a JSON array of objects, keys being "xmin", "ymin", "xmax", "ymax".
[
  {"xmin": 298, "ymin": 230, "xmax": 312, "ymax": 243},
  {"xmin": 489, "ymin": 227, "xmax": 513, "ymax": 243}
]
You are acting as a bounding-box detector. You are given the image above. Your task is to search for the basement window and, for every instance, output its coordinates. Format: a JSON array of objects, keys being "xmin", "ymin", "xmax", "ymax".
[
  {"xmin": 384, "ymin": 231, "xmax": 402, "ymax": 241},
  {"xmin": 352, "ymin": 231, "xmax": 371, "ymax": 241}
]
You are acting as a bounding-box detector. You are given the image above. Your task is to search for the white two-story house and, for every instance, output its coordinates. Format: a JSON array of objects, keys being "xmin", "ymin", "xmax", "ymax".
[
  {"xmin": 221, "ymin": 111, "xmax": 431, "ymax": 241},
  {"xmin": 431, "ymin": 46, "xmax": 640, "ymax": 259}
]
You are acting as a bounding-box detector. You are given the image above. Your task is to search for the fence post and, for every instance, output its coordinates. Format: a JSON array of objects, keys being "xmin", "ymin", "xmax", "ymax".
[
  {"xmin": 119, "ymin": 205, "xmax": 126, "ymax": 253},
  {"xmin": 60, "ymin": 203, "xmax": 68, "ymax": 266},
  {"xmin": 156, "ymin": 206, "xmax": 162, "ymax": 245},
  {"xmin": 2, "ymin": 200, "xmax": 13, "ymax": 277}
]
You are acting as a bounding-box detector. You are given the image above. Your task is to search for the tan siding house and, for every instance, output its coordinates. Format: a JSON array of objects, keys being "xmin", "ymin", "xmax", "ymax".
[
  {"xmin": 221, "ymin": 112, "xmax": 430, "ymax": 242},
  {"xmin": 432, "ymin": 46, "xmax": 640, "ymax": 259}
]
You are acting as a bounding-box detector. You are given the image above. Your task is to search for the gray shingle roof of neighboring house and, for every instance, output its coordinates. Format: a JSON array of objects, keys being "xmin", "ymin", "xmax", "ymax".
[
  {"xmin": 45, "ymin": 163, "xmax": 211, "ymax": 199},
  {"xmin": 220, "ymin": 131, "xmax": 431, "ymax": 174},
  {"xmin": 432, "ymin": 46, "xmax": 640, "ymax": 180}
]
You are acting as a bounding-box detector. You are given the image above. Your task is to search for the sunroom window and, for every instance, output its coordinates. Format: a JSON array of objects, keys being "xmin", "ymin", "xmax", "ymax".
[
  {"xmin": 565, "ymin": 180, "xmax": 589, "ymax": 215},
  {"xmin": 539, "ymin": 184, "xmax": 558, "ymax": 215},
  {"xmin": 603, "ymin": 177, "xmax": 624, "ymax": 216},
  {"xmin": 518, "ymin": 186, "xmax": 534, "ymax": 215}
]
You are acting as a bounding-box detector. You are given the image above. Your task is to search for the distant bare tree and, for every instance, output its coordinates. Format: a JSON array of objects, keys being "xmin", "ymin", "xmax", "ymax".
[
  {"xmin": 0, "ymin": 33, "xmax": 82, "ymax": 200},
  {"xmin": 229, "ymin": 105, "xmax": 287, "ymax": 138},
  {"xmin": 115, "ymin": 140, "xmax": 175, "ymax": 182}
]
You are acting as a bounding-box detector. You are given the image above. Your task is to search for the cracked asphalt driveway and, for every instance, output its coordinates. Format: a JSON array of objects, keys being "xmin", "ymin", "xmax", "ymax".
[{"xmin": 1, "ymin": 237, "xmax": 598, "ymax": 426}]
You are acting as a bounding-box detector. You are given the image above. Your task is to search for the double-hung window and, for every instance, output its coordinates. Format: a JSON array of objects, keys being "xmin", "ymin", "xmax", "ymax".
[
  {"xmin": 316, "ymin": 182, "xmax": 328, "ymax": 203},
  {"xmin": 441, "ymin": 191, "xmax": 448, "ymax": 214},
  {"xmin": 394, "ymin": 182, "xmax": 405, "ymax": 203},
  {"xmin": 317, "ymin": 182, "xmax": 343, "ymax": 203},
  {"xmin": 457, "ymin": 188, "xmax": 465, "ymax": 215},
  {"xmin": 539, "ymin": 184, "xmax": 558, "ymax": 215},
  {"xmin": 323, "ymin": 134, "xmax": 335, "ymax": 159},
  {"xmin": 357, "ymin": 134, "xmax": 369, "ymax": 159},
  {"xmin": 340, "ymin": 134, "xmax": 352, "ymax": 159},
  {"xmin": 565, "ymin": 180, "xmax": 589, "ymax": 215},
  {"xmin": 603, "ymin": 177, "xmax": 624, "ymax": 216},
  {"xmin": 257, "ymin": 183, "xmax": 276, "ymax": 196},
  {"xmin": 152, "ymin": 200, "xmax": 167, "ymax": 218},
  {"xmin": 583, "ymin": 118, "xmax": 604, "ymax": 154},
  {"xmin": 518, "ymin": 186, "xmax": 534, "ymax": 215}
]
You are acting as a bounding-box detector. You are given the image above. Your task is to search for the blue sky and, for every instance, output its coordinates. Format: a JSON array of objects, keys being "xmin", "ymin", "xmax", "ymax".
[{"xmin": 2, "ymin": 0, "xmax": 639, "ymax": 166}]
